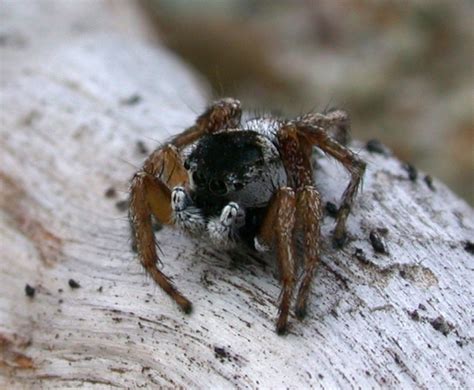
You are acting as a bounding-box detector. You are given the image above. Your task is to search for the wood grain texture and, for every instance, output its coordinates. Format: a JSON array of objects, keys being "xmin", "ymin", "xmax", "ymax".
[{"xmin": 1, "ymin": 1, "xmax": 473, "ymax": 389}]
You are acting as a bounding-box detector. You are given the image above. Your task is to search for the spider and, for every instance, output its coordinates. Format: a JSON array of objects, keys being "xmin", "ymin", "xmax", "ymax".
[{"xmin": 129, "ymin": 98, "xmax": 366, "ymax": 334}]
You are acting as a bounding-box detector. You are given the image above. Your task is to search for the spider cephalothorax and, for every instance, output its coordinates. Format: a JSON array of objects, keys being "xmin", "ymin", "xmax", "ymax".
[{"xmin": 129, "ymin": 98, "xmax": 366, "ymax": 334}]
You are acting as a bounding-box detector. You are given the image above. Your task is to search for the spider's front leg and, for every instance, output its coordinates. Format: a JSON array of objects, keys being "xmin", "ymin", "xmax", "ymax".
[
  {"xmin": 130, "ymin": 172, "xmax": 193, "ymax": 313},
  {"xmin": 207, "ymin": 202, "xmax": 246, "ymax": 249},
  {"xmin": 129, "ymin": 98, "xmax": 242, "ymax": 313}
]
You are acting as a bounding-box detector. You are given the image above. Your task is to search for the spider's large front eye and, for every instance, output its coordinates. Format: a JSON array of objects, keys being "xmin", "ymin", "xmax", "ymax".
[
  {"xmin": 209, "ymin": 179, "xmax": 228, "ymax": 195},
  {"xmin": 183, "ymin": 160, "xmax": 190, "ymax": 170}
]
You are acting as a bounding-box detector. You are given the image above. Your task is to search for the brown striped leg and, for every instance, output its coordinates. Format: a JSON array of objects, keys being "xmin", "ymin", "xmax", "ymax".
[
  {"xmin": 297, "ymin": 109, "xmax": 351, "ymax": 145},
  {"xmin": 256, "ymin": 187, "xmax": 297, "ymax": 335},
  {"xmin": 143, "ymin": 98, "xmax": 242, "ymax": 178},
  {"xmin": 129, "ymin": 98, "xmax": 241, "ymax": 313},
  {"xmin": 129, "ymin": 172, "xmax": 192, "ymax": 313},
  {"xmin": 143, "ymin": 144, "xmax": 188, "ymax": 186},
  {"xmin": 294, "ymin": 186, "xmax": 322, "ymax": 319},
  {"xmin": 170, "ymin": 97, "xmax": 241, "ymax": 149},
  {"xmin": 292, "ymin": 122, "xmax": 366, "ymax": 247}
]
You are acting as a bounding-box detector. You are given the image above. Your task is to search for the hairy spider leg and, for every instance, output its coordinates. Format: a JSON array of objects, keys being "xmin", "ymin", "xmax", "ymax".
[
  {"xmin": 129, "ymin": 172, "xmax": 192, "ymax": 312},
  {"xmin": 294, "ymin": 187, "xmax": 322, "ymax": 318},
  {"xmin": 291, "ymin": 121, "xmax": 366, "ymax": 246},
  {"xmin": 129, "ymin": 98, "xmax": 242, "ymax": 313},
  {"xmin": 297, "ymin": 109, "xmax": 350, "ymax": 146},
  {"xmin": 255, "ymin": 187, "xmax": 297, "ymax": 334},
  {"xmin": 170, "ymin": 97, "xmax": 241, "ymax": 149},
  {"xmin": 277, "ymin": 125, "xmax": 323, "ymax": 323}
]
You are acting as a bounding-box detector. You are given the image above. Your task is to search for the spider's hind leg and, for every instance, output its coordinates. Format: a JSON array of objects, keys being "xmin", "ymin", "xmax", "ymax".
[
  {"xmin": 298, "ymin": 109, "xmax": 350, "ymax": 146},
  {"xmin": 287, "ymin": 121, "xmax": 366, "ymax": 247}
]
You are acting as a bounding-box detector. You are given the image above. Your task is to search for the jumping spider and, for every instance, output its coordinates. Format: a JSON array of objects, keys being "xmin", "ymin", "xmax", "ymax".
[{"xmin": 129, "ymin": 98, "xmax": 366, "ymax": 334}]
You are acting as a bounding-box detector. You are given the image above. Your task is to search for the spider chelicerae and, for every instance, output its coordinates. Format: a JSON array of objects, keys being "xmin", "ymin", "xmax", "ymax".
[{"xmin": 129, "ymin": 98, "xmax": 366, "ymax": 334}]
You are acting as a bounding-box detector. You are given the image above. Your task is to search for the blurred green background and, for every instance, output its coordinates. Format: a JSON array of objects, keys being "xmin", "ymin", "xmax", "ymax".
[{"xmin": 141, "ymin": 0, "xmax": 473, "ymax": 204}]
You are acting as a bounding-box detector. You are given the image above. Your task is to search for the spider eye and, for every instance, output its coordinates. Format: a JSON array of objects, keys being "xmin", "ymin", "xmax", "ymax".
[
  {"xmin": 183, "ymin": 160, "xmax": 190, "ymax": 170},
  {"xmin": 192, "ymin": 171, "xmax": 204, "ymax": 185},
  {"xmin": 209, "ymin": 179, "xmax": 228, "ymax": 195}
]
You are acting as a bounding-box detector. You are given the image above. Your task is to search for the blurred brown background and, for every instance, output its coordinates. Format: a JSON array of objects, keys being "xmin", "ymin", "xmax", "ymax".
[{"xmin": 140, "ymin": 0, "xmax": 473, "ymax": 204}]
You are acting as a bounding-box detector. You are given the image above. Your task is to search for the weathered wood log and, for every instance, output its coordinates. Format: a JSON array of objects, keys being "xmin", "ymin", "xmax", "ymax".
[{"xmin": 1, "ymin": 2, "xmax": 473, "ymax": 389}]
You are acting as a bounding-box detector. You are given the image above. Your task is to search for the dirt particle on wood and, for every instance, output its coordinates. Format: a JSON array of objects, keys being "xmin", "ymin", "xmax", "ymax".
[
  {"xmin": 20, "ymin": 110, "xmax": 41, "ymax": 127},
  {"xmin": 214, "ymin": 346, "xmax": 229, "ymax": 359},
  {"xmin": 353, "ymin": 248, "xmax": 369, "ymax": 263},
  {"xmin": 136, "ymin": 140, "xmax": 149, "ymax": 155},
  {"xmin": 0, "ymin": 32, "xmax": 27, "ymax": 48},
  {"xmin": 68, "ymin": 279, "xmax": 80, "ymax": 289},
  {"xmin": 463, "ymin": 241, "xmax": 474, "ymax": 255},
  {"xmin": 25, "ymin": 284, "xmax": 35, "ymax": 298},
  {"xmin": 402, "ymin": 163, "xmax": 418, "ymax": 182},
  {"xmin": 325, "ymin": 201, "xmax": 338, "ymax": 218},
  {"xmin": 201, "ymin": 270, "xmax": 215, "ymax": 288},
  {"xmin": 424, "ymin": 175, "xmax": 435, "ymax": 191},
  {"xmin": 429, "ymin": 315, "xmax": 453, "ymax": 336},
  {"xmin": 369, "ymin": 230, "xmax": 387, "ymax": 254},
  {"xmin": 104, "ymin": 187, "xmax": 117, "ymax": 198},
  {"xmin": 120, "ymin": 94, "xmax": 142, "ymax": 106},
  {"xmin": 408, "ymin": 309, "xmax": 420, "ymax": 321},
  {"xmin": 115, "ymin": 199, "xmax": 129, "ymax": 212},
  {"xmin": 366, "ymin": 139, "xmax": 386, "ymax": 154}
]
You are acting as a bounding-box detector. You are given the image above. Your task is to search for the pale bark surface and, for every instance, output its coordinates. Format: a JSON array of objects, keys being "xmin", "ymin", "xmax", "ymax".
[{"xmin": 1, "ymin": 1, "xmax": 473, "ymax": 389}]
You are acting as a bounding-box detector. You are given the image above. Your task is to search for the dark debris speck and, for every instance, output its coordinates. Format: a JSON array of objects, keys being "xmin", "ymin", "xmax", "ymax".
[
  {"xmin": 214, "ymin": 346, "xmax": 229, "ymax": 360},
  {"xmin": 402, "ymin": 162, "xmax": 418, "ymax": 182},
  {"xmin": 408, "ymin": 309, "xmax": 420, "ymax": 321},
  {"xmin": 120, "ymin": 94, "xmax": 142, "ymax": 106},
  {"xmin": 104, "ymin": 187, "xmax": 117, "ymax": 198},
  {"xmin": 353, "ymin": 248, "xmax": 368, "ymax": 263},
  {"xmin": 463, "ymin": 241, "xmax": 474, "ymax": 255},
  {"xmin": 366, "ymin": 139, "xmax": 386, "ymax": 154},
  {"xmin": 136, "ymin": 140, "xmax": 149, "ymax": 155},
  {"xmin": 424, "ymin": 175, "xmax": 435, "ymax": 191},
  {"xmin": 115, "ymin": 199, "xmax": 129, "ymax": 212},
  {"xmin": 68, "ymin": 279, "xmax": 80, "ymax": 289},
  {"xmin": 369, "ymin": 230, "xmax": 387, "ymax": 254},
  {"xmin": 430, "ymin": 315, "xmax": 453, "ymax": 336},
  {"xmin": 325, "ymin": 201, "xmax": 338, "ymax": 218},
  {"xmin": 25, "ymin": 284, "xmax": 35, "ymax": 298}
]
